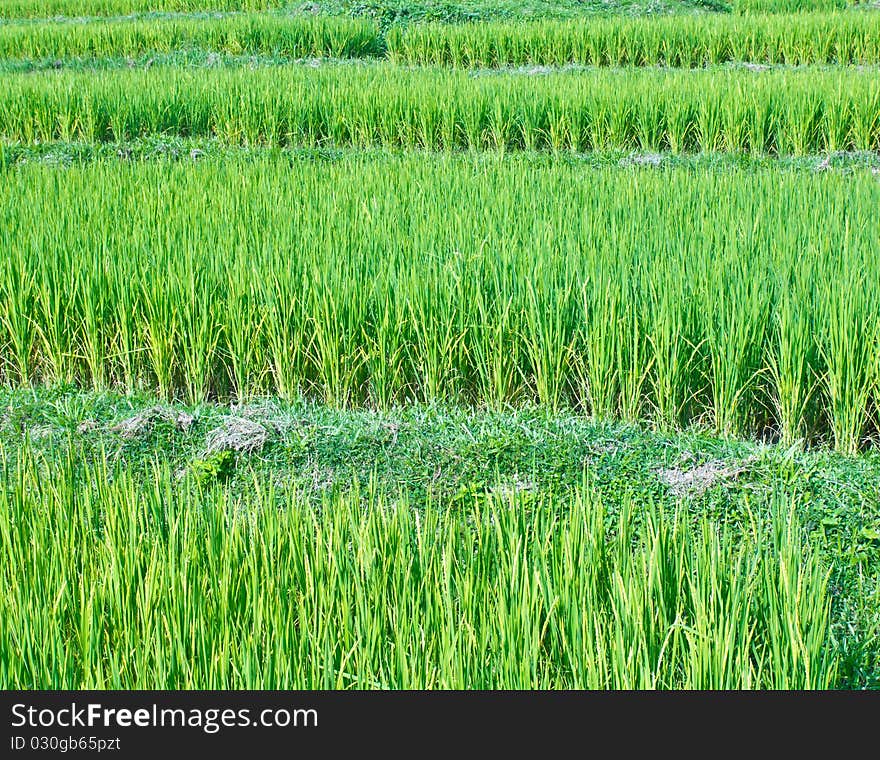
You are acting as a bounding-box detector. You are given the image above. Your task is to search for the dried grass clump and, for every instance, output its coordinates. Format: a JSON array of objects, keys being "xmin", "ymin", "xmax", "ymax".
[
  {"xmin": 205, "ymin": 416, "xmax": 270, "ymax": 454},
  {"xmin": 658, "ymin": 455, "xmax": 758, "ymax": 498},
  {"xmin": 110, "ymin": 407, "xmax": 194, "ymax": 439}
]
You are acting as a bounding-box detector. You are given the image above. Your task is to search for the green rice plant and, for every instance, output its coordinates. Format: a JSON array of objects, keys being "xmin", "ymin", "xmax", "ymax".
[
  {"xmin": 664, "ymin": 96, "xmax": 695, "ymax": 154},
  {"xmin": 776, "ymin": 90, "xmax": 824, "ymax": 156},
  {"xmin": 0, "ymin": 253, "xmax": 35, "ymax": 385},
  {"xmin": 0, "ymin": 14, "xmax": 383, "ymax": 60},
  {"xmin": 823, "ymin": 87, "xmax": 854, "ymax": 153},
  {"xmin": 697, "ymin": 241, "xmax": 770, "ymax": 436},
  {"xmin": 32, "ymin": 267, "xmax": 75, "ymax": 385},
  {"xmin": 224, "ymin": 258, "xmax": 268, "ymax": 399},
  {"xmin": 73, "ymin": 250, "xmax": 113, "ymax": 389},
  {"xmin": 0, "ymin": 0, "xmax": 285, "ymax": 18},
  {"xmin": 850, "ymin": 87, "xmax": 880, "ymax": 153},
  {"xmin": 734, "ymin": 0, "xmax": 851, "ymax": 13},
  {"xmin": 140, "ymin": 270, "xmax": 180, "ymax": 402},
  {"xmin": 177, "ymin": 266, "xmax": 223, "ymax": 404},
  {"xmin": 362, "ymin": 289, "xmax": 408, "ymax": 409},
  {"xmin": 616, "ymin": 278, "xmax": 654, "ymax": 424},
  {"xmin": 579, "ymin": 269, "xmax": 622, "ymax": 420},
  {"xmin": 259, "ymin": 271, "xmax": 310, "ymax": 399},
  {"xmin": 1, "ymin": 154, "xmax": 879, "ymax": 448},
  {"xmin": 766, "ymin": 256, "xmax": 820, "ymax": 445},
  {"xmin": 1, "ymin": 64, "xmax": 878, "ymax": 155},
  {"xmin": 522, "ymin": 276, "xmax": 576, "ymax": 411},
  {"xmin": 645, "ymin": 257, "xmax": 698, "ymax": 430},
  {"xmin": 405, "ymin": 272, "xmax": 466, "ymax": 404},
  {"xmin": 0, "ymin": 446, "xmax": 838, "ymax": 689},
  {"xmin": 386, "ymin": 11, "xmax": 880, "ymax": 67},
  {"xmin": 108, "ymin": 251, "xmax": 145, "ymax": 392},
  {"xmin": 470, "ymin": 287, "xmax": 519, "ymax": 409},
  {"xmin": 755, "ymin": 511, "xmax": 839, "ymax": 688},
  {"xmin": 818, "ymin": 265, "xmax": 879, "ymax": 454},
  {"xmin": 307, "ymin": 267, "xmax": 368, "ymax": 407},
  {"xmin": 696, "ymin": 87, "xmax": 725, "ymax": 153}
]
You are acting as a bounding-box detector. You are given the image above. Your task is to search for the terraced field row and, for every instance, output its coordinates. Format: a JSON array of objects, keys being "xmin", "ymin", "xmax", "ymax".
[
  {"xmin": 1, "ymin": 11, "xmax": 880, "ymax": 64},
  {"xmin": 3, "ymin": 157, "xmax": 879, "ymax": 450},
  {"xmin": 3, "ymin": 65, "xmax": 879, "ymax": 153},
  {"xmin": 0, "ymin": 0, "xmax": 868, "ymax": 20}
]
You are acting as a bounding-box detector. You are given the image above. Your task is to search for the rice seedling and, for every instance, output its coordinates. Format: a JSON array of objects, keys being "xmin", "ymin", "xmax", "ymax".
[
  {"xmin": 2, "ymin": 63, "xmax": 877, "ymax": 154},
  {"xmin": 0, "ymin": 14, "xmax": 383, "ymax": 60},
  {"xmin": 1, "ymin": 153, "xmax": 878, "ymax": 449},
  {"xmin": 0, "ymin": 446, "xmax": 837, "ymax": 689},
  {"xmin": 695, "ymin": 232, "xmax": 771, "ymax": 436},
  {"xmin": 818, "ymin": 265, "xmax": 879, "ymax": 455},
  {"xmin": 386, "ymin": 11, "xmax": 880, "ymax": 67},
  {"xmin": 4, "ymin": 11, "xmax": 880, "ymax": 67},
  {"xmin": 0, "ymin": 0, "xmax": 284, "ymax": 18},
  {"xmin": 734, "ymin": 0, "xmax": 853, "ymax": 12}
]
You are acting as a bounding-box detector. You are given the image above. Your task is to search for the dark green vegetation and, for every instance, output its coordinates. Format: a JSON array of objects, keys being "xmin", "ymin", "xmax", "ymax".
[
  {"xmin": 2, "ymin": 388, "xmax": 877, "ymax": 687},
  {"xmin": 7, "ymin": 135, "xmax": 880, "ymax": 168},
  {"xmin": 315, "ymin": 0, "xmax": 731, "ymax": 24}
]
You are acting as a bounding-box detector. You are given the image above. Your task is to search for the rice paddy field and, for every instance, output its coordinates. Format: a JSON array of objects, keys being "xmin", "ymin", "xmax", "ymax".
[{"xmin": 1, "ymin": 0, "xmax": 879, "ymax": 691}]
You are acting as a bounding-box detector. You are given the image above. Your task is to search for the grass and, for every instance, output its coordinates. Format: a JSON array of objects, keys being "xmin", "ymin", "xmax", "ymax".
[
  {"xmin": 4, "ymin": 11, "xmax": 879, "ymax": 65},
  {"xmin": 2, "ymin": 152, "xmax": 879, "ymax": 449},
  {"xmin": 734, "ymin": 0, "xmax": 853, "ymax": 12},
  {"xmin": 0, "ymin": 0, "xmax": 289, "ymax": 19},
  {"xmin": 2, "ymin": 0, "xmax": 878, "ymax": 692},
  {"xmin": 322, "ymin": 0, "xmax": 731, "ymax": 24},
  {"xmin": 0, "ymin": 0, "xmax": 863, "ymax": 22},
  {"xmin": 387, "ymin": 11, "xmax": 880, "ymax": 66},
  {"xmin": 2, "ymin": 387, "xmax": 878, "ymax": 688},
  {"xmin": 0, "ymin": 399, "xmax": 852, "ymax": 688},
  {"xmin": 6, "ymin": 135, "xmax": 880, "ymax": 169},
  {"xmin": 1, "ymin": 63, "xmax": 879, "ymax": 154},
  {"xmin": 0, "ymin": 13, "xmax": 383, "ymax": 59},
  {"xmin": 0, "ymin": 0, "xmax": 725, "ymax": 22},
  {"xmin": 0, "ymin": 460, "xmax": 834, "ymax": 689}
]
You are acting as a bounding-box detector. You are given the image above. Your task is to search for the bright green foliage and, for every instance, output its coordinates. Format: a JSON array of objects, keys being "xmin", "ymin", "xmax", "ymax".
[
  {"xmin": 387, "ymin": 12, "xmax": 880, "ymax": 66},
  {"xmin": 0, "ymin": 0, "xmax": 875, "ymax": 693},
  {"xmin": 4, "ymin": 11, "xmax": 880, "ymax": 66},
  {"xmin": 0, "ymin": 14, "xmax": 383, "ymax": 59},
  {"xmin": 0, "ymin": 0, "xmax": 286, "ymax": 17},
  {"xmin": 0, "ymin": 0, "xmax": 722, "ymax": 21},
  {"xmin": 0, "ymin": 448, "xmax": 837, "ymax": 689},
  {"xmin": 1, "ymin": 154, "xmax": 878, "ymax": 447},
  {"xmin": 188, "ymin": 448, "xmax": 236, "ymax": 484},
  {"xmin": 734, "ymin": 0, "xmax": 852, "ymax": 13},
  {"xmin": 2, "ymin": 64, "xmax": 879, "ymax": 154}
]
